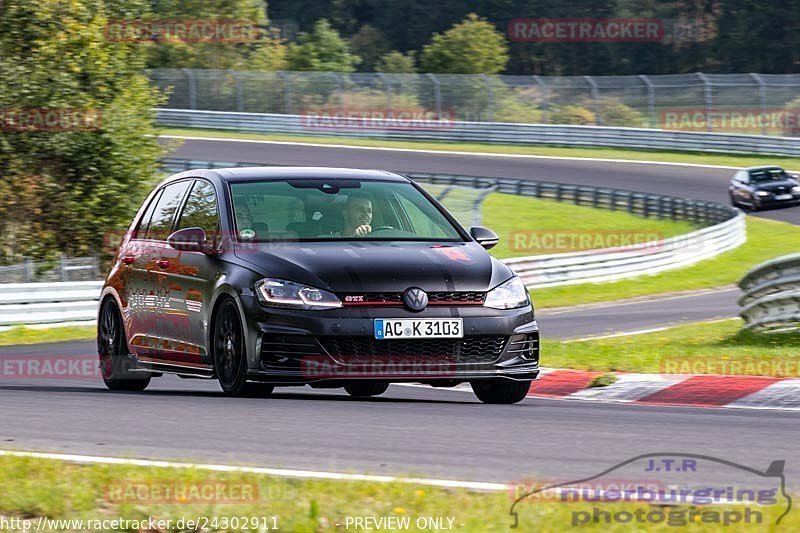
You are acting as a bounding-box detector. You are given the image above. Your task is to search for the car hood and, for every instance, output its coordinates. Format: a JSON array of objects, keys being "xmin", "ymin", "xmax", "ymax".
[
  {"xmin": 233, "ymin": 241, "xmax": 512, "ymax": 292},
  {"xmin": 754, "ymin": 179, "xmax": 798, "ymax": 192}
]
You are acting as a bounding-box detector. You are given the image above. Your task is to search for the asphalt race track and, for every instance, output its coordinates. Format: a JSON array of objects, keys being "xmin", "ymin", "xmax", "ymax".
[
  {"xmin": 2, "ymin": 137, "xmax": 797, "ymax": 492},
  {"xmin": 0, "ymin": 341, "xmax": 798, "ymax": 491},
  {"xmin": 164, "ymin": 136, "xmax": 800, "ymax": 225}
]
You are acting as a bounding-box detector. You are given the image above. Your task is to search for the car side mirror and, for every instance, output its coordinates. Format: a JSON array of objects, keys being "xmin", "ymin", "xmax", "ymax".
[
  {"xmin": 168, "ymin": 227, "xmax": 213, "ymax": 254},
  {"xmin": 470, "ymin": 226, "xmax": 499, "ymax": 250}
]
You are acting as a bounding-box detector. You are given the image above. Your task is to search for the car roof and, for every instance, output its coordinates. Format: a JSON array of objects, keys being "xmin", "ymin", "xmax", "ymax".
[
  {"xmin": 168, "ymin": 166, "xmax": 411, "ymax": 183},
  {"xmin": 743, "ymin": 165, "xmax": 784, "ymax": 172}
]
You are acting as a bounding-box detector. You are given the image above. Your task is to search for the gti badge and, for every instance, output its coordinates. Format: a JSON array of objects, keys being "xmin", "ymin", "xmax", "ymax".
[{"xmin": 403, "ymin": 287, "xmax": 428, "ymax": 312}]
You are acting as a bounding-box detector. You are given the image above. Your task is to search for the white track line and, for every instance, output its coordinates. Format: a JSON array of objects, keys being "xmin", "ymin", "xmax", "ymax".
[
  {"xmin": 0, "ymin": 450, "xmax": 507, "ymax": 491},
  {"xmin": 561, "ymin": 317, "xmax": 739, "ymax": 343},
  {"xmin": 161, "ymin": 135, "xmax": 747, "ymax": 170},
  {"xmin": 561, "ymin": 327, "xmax": 671, "ymax": 343},
  {"xmin": 538, "ymin": 287, "xmax": 739, "ymax": 316}
]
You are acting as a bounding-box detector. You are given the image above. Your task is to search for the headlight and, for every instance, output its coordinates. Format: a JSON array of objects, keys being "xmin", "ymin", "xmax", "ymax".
[
  {"xmin": 484, "ymin": 276, "xmax": 530, "ymax": 310},
  {"xmin": 255, "ymin": 278, "xmax": 342, "ymax": 310},
  {"xmin": 755, "ymin": 191, "xmax": 770, "ymax": 197},
  {"xmin": 792, "ymin": 186, "xmax": 800, "ymax": 194}
]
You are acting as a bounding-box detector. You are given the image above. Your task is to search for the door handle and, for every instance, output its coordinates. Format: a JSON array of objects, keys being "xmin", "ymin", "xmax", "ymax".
[
  {"xmin": 122, "ymin": 256, "xmax": 136, "ymax": 265},
  {"xmin": 156, "ymin": 259, "xmax": 170, "ymax": 269}
]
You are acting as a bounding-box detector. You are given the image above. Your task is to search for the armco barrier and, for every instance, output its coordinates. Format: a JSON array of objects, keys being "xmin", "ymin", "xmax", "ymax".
[
  {"xmin": 0, "ymin": 281, "xmax": 102, "ymax": 326},
  {"xmin": 156, "ymin": 108, "xmax": 800, "ymax": 156},
  {"xmin": 0, "ymin": 163, "xmax": 746, "ymax": 326},
  {"xmin": 738, "ymin": 254, "xmax": 800, "ymax": 332}
]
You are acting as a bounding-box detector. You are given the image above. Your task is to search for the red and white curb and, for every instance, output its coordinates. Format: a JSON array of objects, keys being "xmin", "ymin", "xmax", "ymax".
[
  {"xmin": 529, "ymin": 369, "xmax": 800, "ymax": 410},
  {"xmin": 406, "ymin": 369, "xmax": 800, "ymax": 411}
]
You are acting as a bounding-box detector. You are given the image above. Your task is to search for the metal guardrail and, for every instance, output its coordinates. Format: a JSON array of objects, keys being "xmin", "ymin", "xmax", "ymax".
[
  {"xmin": 0, "ymin": 255, "xmax": 99, "ymax": 283},
  {"xmin": 0, "ymin": 281, "xmax": 102, "ymax": 326},
  {"xmin": 402, "ymin": 172, "xmax": 745, "ymax": 287},
  {"xmin": 738, "ymin": 254, "xmax": 800, "ymax": 332},
  {"xmin": 1, "ymin": 161, "xmax": 746, "ymax": 326},
  {"xmin": 156, "ymin": 109, "xmax": 800, "ymax": 156}
]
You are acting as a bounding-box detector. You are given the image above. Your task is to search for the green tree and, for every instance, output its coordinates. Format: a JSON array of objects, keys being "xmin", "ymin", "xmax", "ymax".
[
  {"xmin": 143, "ymin": 0, "xmax": 288, "ymax": 70},
  {"xmin": 375, "ymin": 50, "xmax": 416, "ymax": 73},
  {"xmin": 350, "ymin": 24, "xmax": 389, "ymax": 72},
  {"xmin": 419, "ymin": 13, "xmax": 509, "ymax": 74},
  {"xmin": 286, "ymin": 19, "xmax": 361, "ymax": 72},
  {"xmin": 0, "ymin": 0, "xmax": 165, "ymax": 264}
]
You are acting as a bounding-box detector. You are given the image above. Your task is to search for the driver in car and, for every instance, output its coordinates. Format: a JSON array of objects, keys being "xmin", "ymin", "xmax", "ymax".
[{"xmin": 342, "ymin": 193, "xmax": 373, "ymax": 237}]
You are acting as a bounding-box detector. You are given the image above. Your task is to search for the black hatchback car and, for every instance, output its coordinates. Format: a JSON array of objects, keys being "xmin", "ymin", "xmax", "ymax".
[
  {"xmin": 729, "ymin": 166, "xmax": 800, "ymax": 210},
  {"xmin": 98, "ymin": 168, "xmax": 540, "ymax": 404}
]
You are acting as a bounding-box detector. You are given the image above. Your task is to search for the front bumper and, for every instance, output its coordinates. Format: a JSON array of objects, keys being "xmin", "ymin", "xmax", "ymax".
[
  {"xmin": 754, "ymin": 193, "xmax": 800, "ymax": 206},
  {"xmin": 240, "ymin": 292, "xmax": 540, "ymax": 385}
]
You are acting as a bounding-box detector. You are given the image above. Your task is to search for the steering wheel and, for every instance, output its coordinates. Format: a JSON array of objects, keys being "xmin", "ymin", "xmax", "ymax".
[{"xmin": 371, "ymin": 225, "xmax": 396, "ymax": 232}]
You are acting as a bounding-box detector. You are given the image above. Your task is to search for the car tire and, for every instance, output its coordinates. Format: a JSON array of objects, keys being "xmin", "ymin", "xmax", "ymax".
[
  {"xmin": 98, "ymin": 298, "xmax": 151, "ymax": 392},
  {"xmin": 471, "ymin": 380, "xmax": 531, "ymax": 404},
  {"xmin": 213, "ymin": 297, "xmax": 252, "ymax": 396},
  {"xmin": 344, "ymin": 382, "xmax": 389, "ymax": 398}
]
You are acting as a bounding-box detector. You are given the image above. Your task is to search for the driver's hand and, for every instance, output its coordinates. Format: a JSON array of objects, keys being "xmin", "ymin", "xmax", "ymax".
[{"xmin": 354, "ymin": 224, "xmax": 372, "ymax": 237}]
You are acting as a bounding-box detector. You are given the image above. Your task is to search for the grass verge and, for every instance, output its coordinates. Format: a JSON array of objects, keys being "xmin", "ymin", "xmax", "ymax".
[
  {"xmin": 531, "ymin": 216, "xmax": 800, "ymax": 308},
  {"xmin": 544, "ymin": 318, "xmax": 800, "ymax": 374},
  {"xmin": 159, "ymin": 126, "xmax": 800, "ymax": 170},
  {"xmin": 0, "ymin": 455, "xmax": 794, "ymax": 531},
  {"xmin": 482, "ymin": 193, "xmax": 695, "ymax": 259},
  {"xmin": 0, "ymin": 326, "xmax": 95, "ymax": 346}
]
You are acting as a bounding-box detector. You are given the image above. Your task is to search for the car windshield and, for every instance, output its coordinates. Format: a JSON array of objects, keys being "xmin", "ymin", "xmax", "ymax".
[
  {"xmin": 750, "ymin": 168, "xmax": 788, "ymax": 183},
  {"xmin": 229, "ymin": 178, "xmax": 464, "ymax": 242}
]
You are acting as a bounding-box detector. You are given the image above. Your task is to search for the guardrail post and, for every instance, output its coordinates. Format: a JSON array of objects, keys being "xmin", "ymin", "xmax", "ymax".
[
  {"xmin": 584, "ymin": 76, "xmax": 600, "ymax": 125},
  {"xmin": 749, "ymin": 73, "xmax": 767, "ymax": 136},
  {"xmin": 639, "ymin": 75, "xmax": 656, "ymax": 128},
  {"xmin": 532, "ymin": 75, "xmax": 550, "ymax": 123},
  {"xmin": 697, "ymin": 72, "xmax": 712, "ymax": 132},
  {"xmin": 427, "ymin": 73, "xmax": 442, "ymax": 117}
]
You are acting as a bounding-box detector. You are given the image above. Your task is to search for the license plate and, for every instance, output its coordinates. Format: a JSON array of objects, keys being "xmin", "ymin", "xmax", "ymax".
[
  {"xmin": 374, "ymin": 319, "xmax": 463, "ymax": 339},
  {"xmin": 775, "ymin": 194, "xmax": 793, "ymax": 200}
]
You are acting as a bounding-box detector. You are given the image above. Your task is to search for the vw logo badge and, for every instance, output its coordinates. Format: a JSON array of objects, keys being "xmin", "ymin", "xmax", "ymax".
[{"xmin": 403, "ymin": 287, "xmax": 428, "ymax": 312}]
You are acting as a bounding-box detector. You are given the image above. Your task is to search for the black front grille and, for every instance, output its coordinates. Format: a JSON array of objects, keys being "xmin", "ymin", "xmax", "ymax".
[
  {"xmin": 319, "ymin": 335, "xmax": 507, "ymax": 364},
  {"xmin": 428, "ymin": 291, "xmax": 485, "ymax": 304},
  {"xmin": 339, "ymin": 291, "xmax": 485, "ymax": 306}
]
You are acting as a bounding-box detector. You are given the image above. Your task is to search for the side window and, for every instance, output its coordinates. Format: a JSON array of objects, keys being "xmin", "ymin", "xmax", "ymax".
[
  {"xmin": 736, "ymin": 171, "xmax": 748, "ymax": 184},
  {"xmin": 146, "ymin": 181, "xmax": 191, "ymax": 241},
  {"xmin": 177, "ymin": 180, "xmax": 220, "ymax": 247},
  {"xmin": 133, "ymin": 189, "xmax": 163, "ymax": 239}
]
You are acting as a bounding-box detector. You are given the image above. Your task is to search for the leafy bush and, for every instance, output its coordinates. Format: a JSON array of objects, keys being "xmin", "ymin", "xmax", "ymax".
[
  {"xmin": 420, "ymin": 14, "xmax": 508, "ymax": 74},
  {"xmin": 0, "ymin": 0, "xmax": 165, "ymax": 264},
  {"xmin": 595, "ymin": 97, "xmax": 647, "ymax": 127},
  {"xmin": 548, "ymin": 105, "xmax": 597, "ymax": 125}
]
